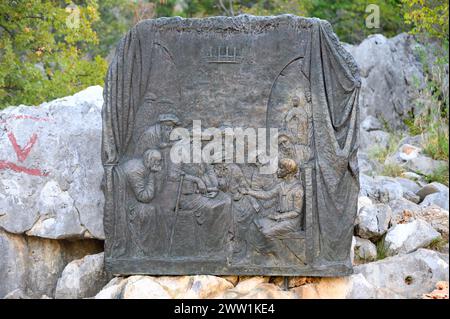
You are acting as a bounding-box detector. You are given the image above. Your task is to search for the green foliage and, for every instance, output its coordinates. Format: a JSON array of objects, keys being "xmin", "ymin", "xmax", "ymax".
[
  {"xmin": 402, "ymin": 0, "xmax": 449, "ymax": 44},
  {"xmin": 376, "ymin": 235, "xmax": 387, "ymax": 260},
  {"xmin": 91, "ymin": 1, "xmax": 222, "ymax": 58},
  {"xmin": 425, "ymin": 163, "xmax": 449, "ymax": 186},
  {"xmin": 403, "ymin": 2, "xmax": 449, "ymax": 172},
  {"xmin": 426, "ymin": 237, "xmax": 448, "ymax": 251},
  {"xmin": 238, "ymin": 0, "xmax": 408, "ymax": 43},
  {"xmin": 367, "ymin": 133, "xmax": 408, "ymax": 178},
  {"xmin": 91, "ymin": 0, "xmax": 135, "ymax": 57},
  {"xmin": 122, "ymin": 1, "xmax": 408, "ymax": 44},
  {"xmin": 303, "ymin": 0, "xmax": 408, "ymax": 44},
  {"xmin": 173, "ymin": 0, "xmax": 220, "ymax": 17},
  {"xmin": 368, "ymin": 145, "xmax": 389, "ymax": 164},
  {"xmin": 404, "ymin": 108, "xmax": 449, "ymax": 163},
  {"xmin": 151, "ymin": 0, "xmax": 220, "ymax": 17},
  {"xmin": 381, "ymin": 163, "xmax": 405, "ymax": 177},
  {"xmin": 405, "ymin": 49, "xmax": 448, "ymax": 164},
  {"xmin": 239, "ymin": 0, "xmax": 310, "ymax": 16},
  {"xmin": 423, "ymin": 127, "xmax": 449, "ymax": 161},
  {"xmin": 2, "ymin": 0, "xmax": 447, "ymax": 114},
  {"xmin": 367, "ymin": 133, "xmax": 403, "ymax": 164},
  {"xmin": 0, "ymin": 0, "xmax": 107, "ymax": 109}
]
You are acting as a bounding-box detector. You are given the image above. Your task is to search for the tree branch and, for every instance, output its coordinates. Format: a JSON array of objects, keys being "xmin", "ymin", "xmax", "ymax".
[
  {"xmin": 0, "ymin": 24, "xmax": 13, "ymax": 37},
  {"xmin": 218, "ymin": 0, "xmax": 230, "ymax": 16},
  {"xmin": 23, "ymin": 15, "xmax": 45, "ymax": 20},
  {"xmin": 228, "ymin": 0, "xmax": 234, "ymax": 16}
]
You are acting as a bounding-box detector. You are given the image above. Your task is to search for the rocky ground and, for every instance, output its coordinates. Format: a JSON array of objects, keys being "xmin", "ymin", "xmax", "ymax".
[{"xmin": 0, "ymin": 33, "xmax": 448, "ymax": 299}]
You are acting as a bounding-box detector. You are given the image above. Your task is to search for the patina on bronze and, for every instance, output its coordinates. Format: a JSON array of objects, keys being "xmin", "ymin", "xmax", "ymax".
[{"xmin": 101, "ymin": 15, "xmax": 360, "ymax": 276}]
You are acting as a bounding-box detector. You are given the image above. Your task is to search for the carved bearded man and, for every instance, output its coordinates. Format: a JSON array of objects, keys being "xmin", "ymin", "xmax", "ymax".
[
  {"xmin": 122, "ymin": 149, "xmax": 165, "ymax": 257},
  {"xmin": 240, "ymin": 158, "xmax": 304, "ymax": 238}
]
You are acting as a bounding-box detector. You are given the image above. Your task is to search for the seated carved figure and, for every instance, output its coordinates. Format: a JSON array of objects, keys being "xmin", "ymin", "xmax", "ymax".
[
  {"xmin": 167, "ymin": 161, "xmax": 232, "ymax": 258},
  {"xmin": 240, "ymin": 158, "xmax": 304, "ymax": 239},
  {"xmin": 121, "ymin": 149, "xmax": 165, "ymax": 257}
]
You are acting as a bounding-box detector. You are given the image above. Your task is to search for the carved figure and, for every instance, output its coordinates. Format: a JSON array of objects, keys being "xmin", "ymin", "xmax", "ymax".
[
  {"xmin": 278, "ymin": 131, "xmax": 297, "ymax": 161},
  {"xmin": 135, "ymin": 113, "xmax": 181, "ymax": 156},
  {"xmin": 240, "ymin": 158, "xmax": 304, "ymax": 238},
  {"xmin": 283, "ymin": 95, "xmax": 312, "ymax": 164},
  {"xmin": 121, "ymin": 149, "xmax": 165, "ymax": 256},
  {"xmin": 102, "ymin": 16, "xmax": 361, "ymax": 275},
  {"xmin": 168, "ymin": 161, "xmax": 232, "ymax": 257}
]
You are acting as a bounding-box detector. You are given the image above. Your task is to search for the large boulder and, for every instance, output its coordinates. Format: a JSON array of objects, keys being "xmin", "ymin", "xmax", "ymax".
[
  {"xmin": 0, "ymin": 230, "xmax": 27, "ymax": 298},
  {"xmin": 0, "ymin": 86, "xmax": 105, "ymax": 239},
  {"xmin": 353, "ymin": 236, "xmax": 377, "ymax": 263},
  {"xmin": 354, "ymin": 249, "xmax": 449, "ymax": 298},
  {"xmin": 345, "ymin": 33, "xmax": 425, "ymax": 129},
  {"xmin": 95, "ymin": 275, "xmax": 235, "ymax": 299},
  {"xmin": 55, "ymin": 252, "xmax": 110, "ymax": 299},
  {"xmin": 218, "ymin": 276, "xmax": 296, "ymax": 299},
  {"xmin": 404, "ymin": 156, "xmax": 447, "ymax": 177},
  {"xmin": 416, "ymin": 182, "xmax": 448, "ymax": 200},
  {"xmin": 0, "ymin": 229, "xmax": 103, "ymax": 298},
  {"xmin": 222, "ymin": 283, "xmax": 296, "ymax": 299},
  {"xmin": 359, "ymin": 174, "xmax": 404, "ymax": 203},
  {"xmin": 359, "ymin": 130, "xmax": 390, "ymax": 151},
  {"xmin": 122, "ymin": 276, "xmax": 172, "ymax": 299},
  {"xmin": 388, "ymin": 200, "xmax": 448, "ymax": 243},
  {"xmin": 389, "ymin": 197, "xmax": 422, "ymax": 224},
  {"xmin": 291, "ymin": 274, "xmax": 386, "ymax": 299},
  {"xmin": 3, "ymin": 289, "xmax": 31, "ymax": 299},
  {"xmin": 168, "ymin": 275, "xmax": 234, "ymax": 299},
  {"xmin": 355, "ymin": 203, "xmax": 392, "ymax": 240},
  {"xmin": 384, "ymin": 219, "xmax": 441, "ymax": 256},
  {"xmin": 94, "ymin": 277, "xmax": 128, "ymax": 299},
  {"xmin": 373, "ymin": 176, "xmax": 404, "ymax": 203},
  {"xmin": 358, "ymin": 152, "xmax": 382, "ymax": 176},
  {"xmin": 91, "ymin": 249, "xmax": 449, "ymax": 299},
  {"xmin": 394, "ymin": 177, "xmax": 421, "ymax": 194},
  {"xmin": 417, "ymin": 205, "xmax": 449, "ymax": 241},
  {"xmin": 420, "ymin": 187, "xmax": 449, "ymax": 211}
]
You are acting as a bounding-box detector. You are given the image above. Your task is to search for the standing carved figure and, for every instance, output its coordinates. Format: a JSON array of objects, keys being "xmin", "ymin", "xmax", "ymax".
[
  {"xmin": 283, "ymin": 95, "xmax": 312, "ymax": 164},
  {"xmin": 214, "ymin": 162, "xmax": 261, "ymax": 263},
  {"xmin": 135, "ymin": 113, "xmax": 181, "ymax": 156}
]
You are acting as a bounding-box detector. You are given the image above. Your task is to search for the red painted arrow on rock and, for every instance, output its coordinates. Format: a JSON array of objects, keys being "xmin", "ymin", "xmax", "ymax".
[{"xmin": 7, "ymin": 131, "xmax": 38, "ymax": 162}]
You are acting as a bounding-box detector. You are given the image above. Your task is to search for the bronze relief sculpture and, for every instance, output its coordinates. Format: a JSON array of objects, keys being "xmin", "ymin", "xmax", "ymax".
[{"xmin": 102, "ymin": 15, "xmax": 360, "ymax": 276}]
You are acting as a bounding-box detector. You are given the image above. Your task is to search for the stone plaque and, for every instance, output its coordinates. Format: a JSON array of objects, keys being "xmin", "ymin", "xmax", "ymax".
[{"xmin": 102, "ymin": 15, "xmax": 360, "ymax": 276}]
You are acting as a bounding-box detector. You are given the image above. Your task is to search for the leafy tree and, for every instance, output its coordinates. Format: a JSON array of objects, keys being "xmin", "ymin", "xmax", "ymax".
[
  {"xmin": 93, "ymin": 1, "xmax": 409, "ymax": 54},
  {"xmin": 239, "ymin": 0, "xmax": 408, "ymax": 43},
  {"xmin": 91, "ymin": 0, "xmax": 136, "ymax": 58},
  {"xmin": 153, "ymin": 0, "xmax": 220, "ymax": 17},
  {"xmin": 310, "ymin": 0, "xmax": 408, "ymax": 43},
  {"xmin": 402, "ymin": 0, "xmax": 449, "ymax": 43},
  {"xmin": 401, "ymin": 0, "xmax": 449, "ymax": 183},
  {"xmin": 91, "ymin": 0, "xmax": 221, "ymax": 59},
  {"xmin": 0, "ymin": 0, "xmax": 107, "ymax": 108},
  {"xmin": 238, "ymin": 0, "xmax": 310, "ymax": 16}
]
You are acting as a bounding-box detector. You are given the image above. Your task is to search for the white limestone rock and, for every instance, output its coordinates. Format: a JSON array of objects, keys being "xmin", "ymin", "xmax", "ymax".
[
  {"xmin": 0, "ymin": 86, "xmax": 105, "ymax": 239},
  {"xmin": 384, "ymin": 219, "xmax": 441, "ymax": 256}
]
